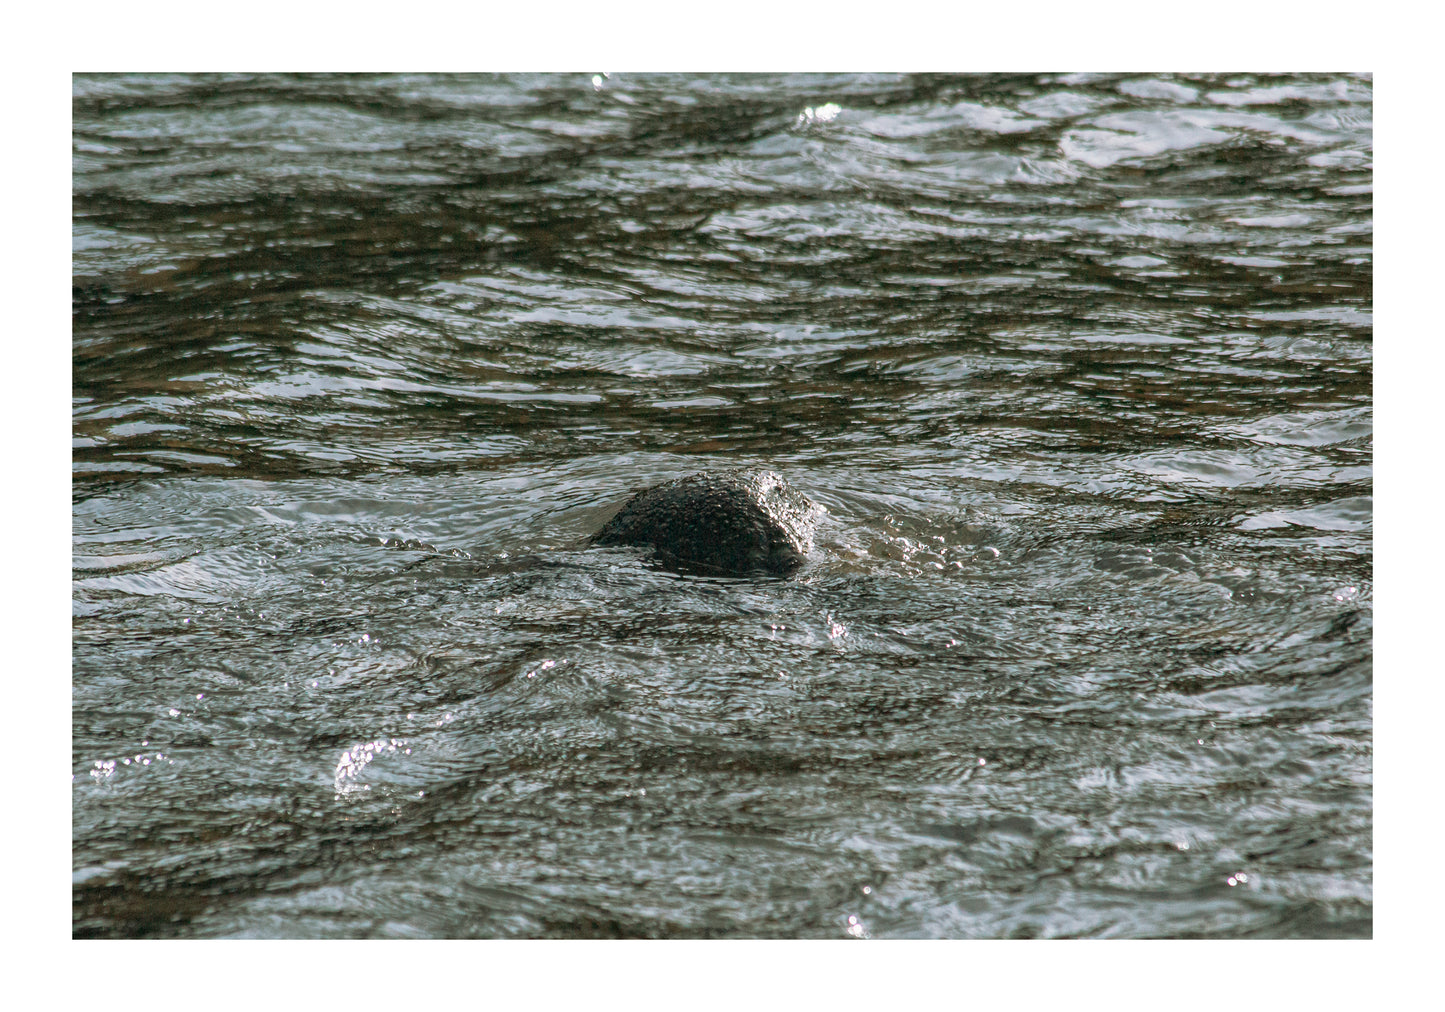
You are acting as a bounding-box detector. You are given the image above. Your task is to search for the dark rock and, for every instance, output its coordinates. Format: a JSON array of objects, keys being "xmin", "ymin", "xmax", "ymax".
[{"xmin": 591, "ymin": 469, "xmax": 823, "ymax": 577}]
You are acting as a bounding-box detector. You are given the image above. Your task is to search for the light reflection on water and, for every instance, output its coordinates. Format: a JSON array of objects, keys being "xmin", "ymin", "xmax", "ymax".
[{"xmin": 73, "ymin": 73, "xmax": 1369, "ymax": 939}]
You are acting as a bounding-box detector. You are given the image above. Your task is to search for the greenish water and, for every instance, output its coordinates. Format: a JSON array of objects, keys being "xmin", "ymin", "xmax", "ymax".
[{"xmin": 73, "ymin": 73, "xmax": 1371, "ymax": 938}]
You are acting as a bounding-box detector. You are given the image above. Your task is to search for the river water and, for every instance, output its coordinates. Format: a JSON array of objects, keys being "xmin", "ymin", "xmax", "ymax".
[{"xmin": 72, "ymin": 73, "xmax": 1372, "ymax": 938}]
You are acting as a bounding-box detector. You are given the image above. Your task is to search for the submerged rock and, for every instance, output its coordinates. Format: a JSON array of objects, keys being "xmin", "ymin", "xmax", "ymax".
[{"xmin": 591, "ymin": 469, "xmax": 823, "ymax": 577}]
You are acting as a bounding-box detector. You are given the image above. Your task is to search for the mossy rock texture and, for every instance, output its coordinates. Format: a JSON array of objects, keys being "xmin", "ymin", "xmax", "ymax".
[{"xmin": 591, "ymin": 469, "xmax": 823, "ymax": 577}]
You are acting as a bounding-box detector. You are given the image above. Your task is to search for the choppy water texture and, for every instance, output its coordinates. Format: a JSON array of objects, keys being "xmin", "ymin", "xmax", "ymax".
[{"xmin": 72, "ymin": 73, "xmax": 1372, "ymax": 938}]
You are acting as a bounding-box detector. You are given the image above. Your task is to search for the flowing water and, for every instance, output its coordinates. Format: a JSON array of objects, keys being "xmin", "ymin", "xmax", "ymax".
[{"xmin": 72, "ymin": 73, "xmax": 1372, "ymax": 938}]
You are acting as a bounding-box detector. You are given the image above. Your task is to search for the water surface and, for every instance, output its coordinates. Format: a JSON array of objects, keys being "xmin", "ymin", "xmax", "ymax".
[{"xmin": 73, "ymin": 73, "xmax": 1371, "ymax": 938}]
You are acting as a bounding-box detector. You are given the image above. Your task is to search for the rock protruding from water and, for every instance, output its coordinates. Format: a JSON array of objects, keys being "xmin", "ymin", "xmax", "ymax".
[{"xmin": 591, "ymin": 469, "xmax": 823, "ymax": 577}]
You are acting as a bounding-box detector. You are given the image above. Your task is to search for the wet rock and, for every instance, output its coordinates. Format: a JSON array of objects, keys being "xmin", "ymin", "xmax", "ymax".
[{"xmin": 591, "ymin": 469, "xmax": 823, "ymax": 577}]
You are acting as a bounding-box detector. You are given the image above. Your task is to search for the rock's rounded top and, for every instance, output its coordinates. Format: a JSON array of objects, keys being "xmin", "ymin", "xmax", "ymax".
[{"xmin": 590, "ymin": 469, "xmax": 823, "ymax": 577}]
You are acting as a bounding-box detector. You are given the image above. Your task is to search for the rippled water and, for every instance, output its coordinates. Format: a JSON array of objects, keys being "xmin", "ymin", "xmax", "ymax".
[{"xmin": 72, "ymin": 73, "xmax": 1371, "ymax": 938}]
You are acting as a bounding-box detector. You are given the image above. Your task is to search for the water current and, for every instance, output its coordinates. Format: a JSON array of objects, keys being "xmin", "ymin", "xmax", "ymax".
[{"xmin": 72, "ymin": 73, "xmax": 1372, "ymax": 938}]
